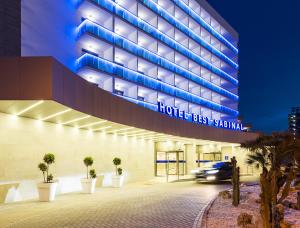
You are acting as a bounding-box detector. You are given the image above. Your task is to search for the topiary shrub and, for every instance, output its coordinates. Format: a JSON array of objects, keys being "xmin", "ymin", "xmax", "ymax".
[
  {"xmin": 38, "ymin": 153, "xmax": 55, "ymax": 183},
  {"xmin": 83, "ymin": 157, "xmax": 94, "ymax": 179},
  {"xmin": 44, "ymin": 153, "xmax": 55, "ymax": 165},
  {"xmin": 89, "ymin": 169, "xmax": 97, "ymax": 179},
  {"xmin": 113, "ymin": 157, "xmax": 121, "ymax": 176},
  {"xmin": 117, "ymin": 168, "xmax": 123, "ymax": 176},
  {"xmin": 38, "ymin": 163, "xmax": 47, "ymax": 183},
  {"xmin": 237, "ymin": 212, "xmax": 253, "ymax": 227},
  {"xmin": 47, "ymin": 174, "xmax": 53, "ymax": 183}
]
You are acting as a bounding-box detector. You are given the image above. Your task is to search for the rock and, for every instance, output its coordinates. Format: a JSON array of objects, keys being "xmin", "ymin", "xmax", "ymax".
[
  {"xmin": 219, "ymin": 190, "xmax": 231, "ymax": 200},
  {"xmin": 255, "ymin": 198, "xmax": 261, "ymax": 204},
  {"xmin": 282, "ymin": 200, "xmax": 292, "ymax": 208},
  {"xmin": 245, "ymin": 196, "xmax": 259, "ymax": 205},
  {"xmin": 290, "ymin": 203, "xmax": 298, "ymax": 210},
  {"xmin": 237, "ymin": 212, "xmax": 253, "ymax": 227}
]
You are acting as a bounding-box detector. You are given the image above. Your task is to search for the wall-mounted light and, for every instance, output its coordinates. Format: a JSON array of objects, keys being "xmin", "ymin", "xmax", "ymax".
[
  {"xmin": 78, "ymin": 120, "xmax": 107, "ymax": 129},
  {"xmin": 41, "ymin": 108, "xmax": 72, "ymax": 121},
  {"xmin": 86, "ymin": 44, "xmax": 94, "ymax": 52},
  {"xmin": 93, "ymin": 126, "xmax": 112, "ymax": 132},
  {"xmin": 16, "ymin": 101, "xmax": 44, "ymax": 116},
  {"xmin": 108, "ymin": 127, "xmax": 134, "ymax": 133},
  {"xmin": 61, "ymin": 115, "xmax": 90, "ymax": 125},
  {"xmin": 87, "ymin": 75, "xmax": 94, "ymax": 82},
  {"xmin": 129, "ymin": 132, "xmax": 156, "ymax": 137},
  {"xmin": 125, "ymin": 129, "xmax": 145, "ymax": 134}
]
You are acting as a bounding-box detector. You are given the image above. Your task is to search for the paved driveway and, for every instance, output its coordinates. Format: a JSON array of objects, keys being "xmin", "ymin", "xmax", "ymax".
[{"xmin": 0, "ymin": 181, "xmax": 230, "ymax": 228}]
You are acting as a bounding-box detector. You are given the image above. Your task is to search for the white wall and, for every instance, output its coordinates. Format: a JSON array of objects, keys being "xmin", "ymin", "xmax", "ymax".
[
  {"xmin": 0, "ymin": 113, "xmax": 154, "ymax": 202},
  {"xmin": 221, "ymin": 146, "xmax": 261, "ymax": 175}
]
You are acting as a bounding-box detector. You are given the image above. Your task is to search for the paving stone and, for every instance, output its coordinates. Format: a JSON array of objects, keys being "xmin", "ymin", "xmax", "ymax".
[{"xmin": 0, "ymin": 181, "xmax": 229, "ymax": 228}]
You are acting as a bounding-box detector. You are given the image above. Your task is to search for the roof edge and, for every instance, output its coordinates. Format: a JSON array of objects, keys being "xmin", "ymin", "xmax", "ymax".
[{"xmin": 196, "ymin": 0, "xmax": 239, "ymax": 40}]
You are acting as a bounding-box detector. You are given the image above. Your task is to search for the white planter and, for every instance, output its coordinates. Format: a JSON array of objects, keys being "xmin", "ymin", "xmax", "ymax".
[
  {"xmin": 81, "ymin": 178, "xmax": 97, "ymax": 194},
  {"xmin": 111, "ymin": 175, "xmax": 124, "ymax": 188},
  {"xmin": 37, "ymin": 182, "xmax": 58, "ymax": 202}
]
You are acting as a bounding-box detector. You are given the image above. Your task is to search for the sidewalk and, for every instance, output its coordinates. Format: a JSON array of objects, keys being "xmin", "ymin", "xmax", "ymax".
[{"xmin": 0, "ymin": 180, "xmax": 230, "ymax": 228}]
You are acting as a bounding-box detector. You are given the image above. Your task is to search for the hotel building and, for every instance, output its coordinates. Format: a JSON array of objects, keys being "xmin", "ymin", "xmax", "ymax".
[{"xmin": 0, "ymin": 0, "xmax": 257, "ymax": 203}]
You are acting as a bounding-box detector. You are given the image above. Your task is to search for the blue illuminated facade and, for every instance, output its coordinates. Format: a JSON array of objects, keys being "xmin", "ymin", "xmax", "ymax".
[{"xmin": 75, "ymin": 0, "xmax": 240, "ymax": 123}]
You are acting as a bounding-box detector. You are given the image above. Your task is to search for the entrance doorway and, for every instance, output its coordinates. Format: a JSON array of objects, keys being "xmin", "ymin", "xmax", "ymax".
[{"xmin": 155, "ymin": 150, "xmax": 186, "ymax": 182}]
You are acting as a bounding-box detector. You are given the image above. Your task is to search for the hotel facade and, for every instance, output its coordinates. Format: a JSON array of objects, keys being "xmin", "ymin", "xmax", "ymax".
[{"xmin": 0, "ymin": 0, "xmax": 257, "ymax": 202}]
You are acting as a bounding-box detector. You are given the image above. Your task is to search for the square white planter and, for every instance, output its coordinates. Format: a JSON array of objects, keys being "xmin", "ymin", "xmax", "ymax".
[
  {"xmin": 111, "ymin": 175, "xmax": 124, "ymax": 188},
  {"xmin": 81, "ymin": 178, "xmax": 97, "ymax": 194},
  {"xmin": 37, "ymin": 182, "xmax": 58, "ymax": 202}
]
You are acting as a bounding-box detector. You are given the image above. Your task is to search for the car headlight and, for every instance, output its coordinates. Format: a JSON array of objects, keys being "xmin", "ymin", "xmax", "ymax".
[
  {"xmin": 206, "ymin": 176, "xmax": 216, "ymax": 181},
  {"xmin": 206, "ymin": 169, "xmax": 219, "ymax": 174}
]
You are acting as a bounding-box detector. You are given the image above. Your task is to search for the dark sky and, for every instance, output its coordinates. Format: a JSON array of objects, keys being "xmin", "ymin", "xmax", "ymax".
[{"xmin": 207, "ymin": 0, "xmax": 300, "ymax": 133}]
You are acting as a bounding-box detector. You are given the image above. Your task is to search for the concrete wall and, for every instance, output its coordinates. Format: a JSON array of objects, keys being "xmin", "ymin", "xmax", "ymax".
[
  {"xmin": 221, "ymin": 146, "xmax": 261, "ymax": 175},
  {"xmin": 0, "ymin": 112, "xmax": 154, "ymax": 202},
  {"xmin": 185, "ymin": 144, "xmax": 198, "ymax": 174}
]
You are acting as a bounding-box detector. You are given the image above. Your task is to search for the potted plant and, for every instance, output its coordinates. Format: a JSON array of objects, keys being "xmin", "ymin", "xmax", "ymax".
[
  {"xmin": 111, "ymin": 157, "xmax": 124, "ymax": 188},
  {"xmin": 81, "ymin": 157, "xmax": 97, "ymax": 194},
  {"xmin": 37, "ymin": 153, "xmax": 57, "ymax": 202}
]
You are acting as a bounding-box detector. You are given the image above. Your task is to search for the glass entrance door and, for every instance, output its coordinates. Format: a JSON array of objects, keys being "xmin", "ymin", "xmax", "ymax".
[{"xmin": 155, "ymin": 151, "xmax": 186, "ymax": 181}]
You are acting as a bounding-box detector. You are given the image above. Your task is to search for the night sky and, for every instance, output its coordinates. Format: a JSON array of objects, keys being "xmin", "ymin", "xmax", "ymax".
[{"xmin": 207, "ymin": 0, "xmax": 300, "ymax": 133}]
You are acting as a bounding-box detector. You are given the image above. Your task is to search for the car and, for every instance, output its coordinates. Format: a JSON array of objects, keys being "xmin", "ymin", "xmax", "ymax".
[{"xmin": 192, "ymin": 161, "xmax": 233, "ymax": 182}]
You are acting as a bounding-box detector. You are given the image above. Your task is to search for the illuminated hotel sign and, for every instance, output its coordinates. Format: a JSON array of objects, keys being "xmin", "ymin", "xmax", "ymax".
[{"xmin": 158, "ymin": 102, "xmax": 243, "ymax": 131}]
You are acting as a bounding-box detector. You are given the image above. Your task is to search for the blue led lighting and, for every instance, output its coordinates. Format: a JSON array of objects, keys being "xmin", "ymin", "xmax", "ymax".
[
  {"xmin": 170, "ymin": 0, "xmax": 238, "ymax": 54},
  {"xmin": 140, "ymin": 0, "xmax": 238, "ymax": 55},
  {"xmin": 76, "ymin": 53, "xmax": 239, "ymax": 117},
  {"xmin": 91, "ymin": 0, "xmax": 239, "ymax": 70},
  {"xmin": 77, "ymin": 20, "xmax": 238, "ymax": 101},
  {"xmin": 139, "ymin": 0, "xmax": 239, "ymax": 57},
  {"xmin": 88, "ymin": 0, "xmax": 238, "ymax": 72}
]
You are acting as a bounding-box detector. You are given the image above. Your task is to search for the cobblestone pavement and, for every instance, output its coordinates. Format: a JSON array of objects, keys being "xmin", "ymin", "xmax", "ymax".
[{"xmin": 0, "ymin": 181, "xmax": 230, "ymax": 228}]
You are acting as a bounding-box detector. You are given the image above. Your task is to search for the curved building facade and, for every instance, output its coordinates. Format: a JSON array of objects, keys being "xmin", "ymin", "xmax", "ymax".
[
  {"xmin": 0, "ymin": 0, "xmax": 257, "ymax": 203},
  {"xmin": 20, "ymin": 0, "xmax": 240, "ymax": 125}
]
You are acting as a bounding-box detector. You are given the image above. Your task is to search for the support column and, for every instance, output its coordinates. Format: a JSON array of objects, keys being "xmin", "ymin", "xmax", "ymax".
[{"xmin": 185, "ymin": 144, "xmax": 197, "ymax": 174}]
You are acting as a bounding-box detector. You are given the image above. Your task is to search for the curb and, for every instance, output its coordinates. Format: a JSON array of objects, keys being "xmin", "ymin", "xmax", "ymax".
[
  {"xmin": 194, "ymin": 184, "xmax": 259, "ymax": 228},
  {"xmin": 194, "ymin": 186, "xmax": 234, "ymax": 228},
  {"xmin": 192, "ymin": 197, "xmax": 217, "ymax": 228}
]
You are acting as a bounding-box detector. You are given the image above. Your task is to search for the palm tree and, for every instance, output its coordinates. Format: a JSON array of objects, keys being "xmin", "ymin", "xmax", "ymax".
[{"xmin": 241, "ymin": 133, "xmax": 300, "ymax": 228}]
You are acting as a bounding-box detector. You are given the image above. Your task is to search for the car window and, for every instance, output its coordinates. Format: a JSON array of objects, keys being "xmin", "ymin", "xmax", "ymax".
[
  {"xmin": 223, "ymin": 163, "xmax": 233, "ymax": 170},
  {"xmin": 212, "ymin": 162, "xmax": 226, "ymax": 169},
  {"xmin": 203, "ymin": 162, "xmax": 232, "ymax": 169}
]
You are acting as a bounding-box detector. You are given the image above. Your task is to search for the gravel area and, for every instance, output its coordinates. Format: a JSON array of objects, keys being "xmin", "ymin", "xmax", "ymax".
[
  {"xmin": 204, "ymin": 185, "xmax": 300, "ymax": 228},
  {"xmin": 283, "ymin": 188, "xmax": 300, "ymax": 227}
]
